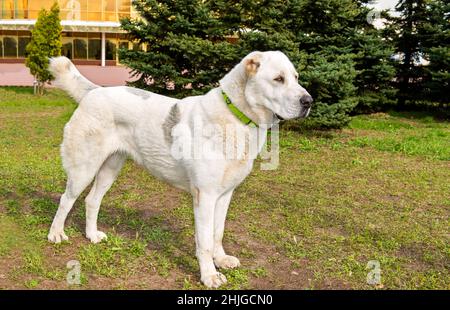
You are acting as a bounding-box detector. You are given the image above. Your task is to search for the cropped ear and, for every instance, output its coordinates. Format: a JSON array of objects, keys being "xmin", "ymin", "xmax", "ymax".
[{"xmin": 245, "ymin": 52, "xmax": 262, "ymax": 76}]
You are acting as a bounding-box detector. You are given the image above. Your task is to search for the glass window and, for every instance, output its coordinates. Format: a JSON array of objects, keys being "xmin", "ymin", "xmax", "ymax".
[
  {"xmin": 104, "ymin": 0, "xmax": 116, "ymax": 21},
  {"xmin": 1, "ymin": 0, "xmax": 14, "ymax": 19},
  {"xmin": 118, "ymin": 0, "xmax": 131, "ymax": 19},
  {"xmin": 28, "ymin": 0, "xmax": 46, "ymax": 19},
  {"xmin": 4, "ymin": 37, "xmax": 17, "ymax": 57},
  {"xmin": 88, "ymin": 0, "xmax": 102, "ymax": 20},
  {"xmin": 88, "ymin": 39, "xmax": 101, "ymax": 60},
  {"xmin": 62, "ymin": 41, "xmax": 73, "ymax": 59},
  {"xmin": 73, "ymin": 38, "xmax": 87, "ymax": 59},
  {"xmin": 106, "ymin": 40, "xmax": 116, "ymax": 60},
  {"xmin": 119, "ymin": 41, "xmax": 129, "ymax": 50},
  {"xmin": 18, "ymin": 37, "xmax": 30, "ymax": 58},
  {"xmin": 0, "ymin": 39, "xmax": 3, "ymax": 57},
  {"xmin": 15, "ymin": 0, "xmax": 28, "ymax": 19}
]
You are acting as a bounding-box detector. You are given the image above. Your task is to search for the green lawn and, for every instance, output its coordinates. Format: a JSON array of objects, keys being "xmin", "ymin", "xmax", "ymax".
[{"xmin": 0, "ymin": 86, "xmax": 449, "ymax": 289}]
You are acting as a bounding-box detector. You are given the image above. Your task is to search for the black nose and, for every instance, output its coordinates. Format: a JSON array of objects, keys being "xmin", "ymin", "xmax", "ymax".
[{"xmin": 300, "ymin": 94, "xmax": 313, "ymax": 108}]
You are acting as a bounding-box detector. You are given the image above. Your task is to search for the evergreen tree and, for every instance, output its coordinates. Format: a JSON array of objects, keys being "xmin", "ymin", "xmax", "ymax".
[
  {"xmin": 219, "ymin": 0, "xmax": 362, "ymax": 128},
  {"xmin": 350, "ymin": 3, "xmax": 397, "ymax": 113},
  {"xmin": 421, "ymin": 0, "xmax": 449, "ymax": 107},
  {"xmin": 119, "ymin": 0, "xmax": 241, "ymax": 97},
  {"xmin": 120, "ymin": 0, "xmax": 398, "ymax": 128},
  {"xmin": 289, "ymin": 0, "xmax": 377, "ymax": 126},
  {"xmin": 387, "ymin": 0, "xmax": 430, "ymax": 107},
  {"xmin": 25, "ymin": 2, "xmax": 62, "ymax": 95}
]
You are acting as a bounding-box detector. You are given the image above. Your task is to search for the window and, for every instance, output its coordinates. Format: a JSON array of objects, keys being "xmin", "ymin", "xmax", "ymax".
[
  {"xmin": 88, "ymin": 39, "xmax": 101, "ymax": 60},
  {"xmin": 16, "ymin": 0, "xmax": 28, "ymax": 19},
  {"xmin": 104, "ymin": 0, "xmax": 116, "ymax": 21},
  {"xmin": 119, "ymin": 41, "xmax": 129, "ymax": 50},
  {"xmin": 1, "ymin": 0, "xmax": 14, "ymax": 19},
  {"xmin": 118, "ymin": 0, "xmax": 131, "ymax": 19},
  {"xmin": 18, "ymin": 37, "xmax": 30, "ymax": 58},
  {"xmin": 0, "ymin": 39, "xmax": 3, "ymax": 57},
  {"xmin": 88, "ymin": 0, "xmax": 103, "ymax": 20},
  {"xmin": 4, "ymin": 37, "xmax": 17, "ymax": 57},
  {"xmin": 106, "ymin": 39, "xmax": 116, "ymax": 60},
  {"xmin": 62, "ymin": 41, "xmax": 73, "ymax": 59},
  {"xmin": 73, "ymin": 38, "xmax": 87, "ymax": 59},
  {"xmin": 28, "ymin": 0, "xmax": 45, "ymax": 19}
]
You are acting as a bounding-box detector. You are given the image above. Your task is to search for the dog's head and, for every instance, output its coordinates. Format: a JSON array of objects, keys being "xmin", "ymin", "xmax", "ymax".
[{"xmin": 242, "ymin": 51, "xmax": 312, "ymax": 120}]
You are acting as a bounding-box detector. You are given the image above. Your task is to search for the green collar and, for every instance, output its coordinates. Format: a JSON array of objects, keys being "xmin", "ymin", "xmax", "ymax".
[{"xmin": 221, "ymin": 90, "xmax": 258, "ymax": 128}]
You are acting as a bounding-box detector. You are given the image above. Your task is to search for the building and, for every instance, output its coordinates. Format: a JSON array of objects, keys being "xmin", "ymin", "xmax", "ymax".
[{"xmin": 0, "ymin": 0, "xmax": 140, "ymax": 66}]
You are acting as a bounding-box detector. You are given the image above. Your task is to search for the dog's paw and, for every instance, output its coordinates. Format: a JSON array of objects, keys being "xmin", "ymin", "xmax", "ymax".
[
  {"xmin": 48, "ymin": 230, "xmax": 69, "ymax": 243},
  {"xmin": 86, "ymin": 230, "xmax": 108, "ymax": 244},
  {"xmin": 201, "ymin": 272, "xmax": 227, "ymax": 288},
  {"xmin": 214, "ymin": 255, "xmax": 241, "ymax": 269}
]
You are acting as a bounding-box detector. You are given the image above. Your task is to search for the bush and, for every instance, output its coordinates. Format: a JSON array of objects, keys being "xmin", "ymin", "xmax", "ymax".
[
  {"xmin": 300, "ymin": 51, "xmax": 358, "ymax": 128},
  {"xmin": 25, "ymin": 2, "xmax": 61, "ymax": 95}
]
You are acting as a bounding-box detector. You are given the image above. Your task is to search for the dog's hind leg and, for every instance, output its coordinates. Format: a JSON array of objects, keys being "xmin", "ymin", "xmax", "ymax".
[
  {"xmin": 48, "ymin": 156, "xmax": 107, "ymax": 243},
  {"xmin": 85, "ymin": 153, "xmax": 126, "ymax": 243}
]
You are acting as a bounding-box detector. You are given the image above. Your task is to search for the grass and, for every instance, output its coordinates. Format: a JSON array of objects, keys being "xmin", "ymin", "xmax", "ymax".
[{"xmin": 0, "ymin": 86, "xmax": 449, "ymax": 289}]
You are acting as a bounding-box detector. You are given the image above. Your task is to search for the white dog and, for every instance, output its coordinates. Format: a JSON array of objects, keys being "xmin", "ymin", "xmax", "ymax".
[{"xmin": 47, "ymin": 51, "xmax": 312, "ymax": 288}]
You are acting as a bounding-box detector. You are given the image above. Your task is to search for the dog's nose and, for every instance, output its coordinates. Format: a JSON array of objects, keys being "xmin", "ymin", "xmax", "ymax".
[{"xmin": 300, "ymin": 94, "xmax": 313, "ymax": 108}]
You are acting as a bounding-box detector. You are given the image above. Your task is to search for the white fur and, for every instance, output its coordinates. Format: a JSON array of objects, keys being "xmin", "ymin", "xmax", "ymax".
[{"xmin": 47, "ymin": 52, "xmax": 311, "ymax": 288}]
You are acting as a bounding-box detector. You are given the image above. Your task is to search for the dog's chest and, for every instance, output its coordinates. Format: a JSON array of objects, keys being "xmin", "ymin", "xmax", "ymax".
[{"xmin": 221, "ymin": 158, "xmax": 254, "ymax": 188}]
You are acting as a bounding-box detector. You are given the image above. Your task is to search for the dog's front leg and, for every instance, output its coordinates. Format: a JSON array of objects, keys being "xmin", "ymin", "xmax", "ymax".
[
  {"xmin": 213, "ymin": 189, "xmax": 240, "ymax": 269},
  {"xmin": 194, "ymin": 190, "xmax": 227, "ymax": 288}
]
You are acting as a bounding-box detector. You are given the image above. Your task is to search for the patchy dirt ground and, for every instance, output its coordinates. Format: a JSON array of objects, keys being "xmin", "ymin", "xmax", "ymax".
[{"xmin": 0, "ymin": 87, "xmax": 449, "ymax": 290}]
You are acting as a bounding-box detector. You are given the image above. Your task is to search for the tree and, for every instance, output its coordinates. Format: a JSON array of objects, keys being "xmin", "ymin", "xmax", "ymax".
[
  {"xmin": 421, "ymin": 0, "xmax": 449, "ymax": 108},
  {"xmin": 350, "ymin": 3, "xmax": 397, "ymax": 113},
  {"xmin": 238, "ymin": 0, "xmax": 396, "ymax": 126},
  {"xmin": 119, "ymin": 0, "xmax": 241, "ymax": 97},
  {"xmin": 386, "ymin": 0, "xmax": 430, "ymax": 107},
  {"xmin": 25, "ymin": 2, "xmax": 62, "ymax": 95},
  {"xmin": 120, "ymin": 0, "xmax": 398, "ymax": 128}
]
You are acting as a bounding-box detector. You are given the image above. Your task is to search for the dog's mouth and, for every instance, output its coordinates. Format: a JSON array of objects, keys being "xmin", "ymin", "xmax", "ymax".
[
  {"xmin": 275, "ymin": 113, "xmax": 285, "ymax": 121},
  {"xmin": 299, "ymin": 107, "xmax": 310, "ymax": 118}
]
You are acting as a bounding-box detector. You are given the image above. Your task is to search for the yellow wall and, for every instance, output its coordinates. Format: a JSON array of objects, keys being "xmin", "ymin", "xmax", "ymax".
[{"xmin": 1, "ymin": 0, "xmax": 133, "ymax": 22}]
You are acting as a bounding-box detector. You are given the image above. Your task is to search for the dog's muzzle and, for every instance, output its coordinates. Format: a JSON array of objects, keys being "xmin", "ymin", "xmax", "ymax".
[{"xmin": 275, "ymin": 94, "xmax": 313, "ymax": 120}]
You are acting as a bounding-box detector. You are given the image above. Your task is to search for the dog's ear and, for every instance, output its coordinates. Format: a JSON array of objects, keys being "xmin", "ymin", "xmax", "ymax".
[{"xmin": 245, "ymin": 53, "xmax": 262, "ymax": 76}]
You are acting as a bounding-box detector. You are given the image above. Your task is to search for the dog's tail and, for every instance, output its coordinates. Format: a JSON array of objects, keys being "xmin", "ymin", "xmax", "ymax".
[{"xmin": 49, "ymin": 56, "xmax": 99, "ymax": 103}]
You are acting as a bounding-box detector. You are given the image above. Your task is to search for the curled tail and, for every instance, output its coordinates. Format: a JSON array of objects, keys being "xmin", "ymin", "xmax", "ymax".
[{"xmin": 49, "ymin": 56, "xmax": 99, "ymax": 103}]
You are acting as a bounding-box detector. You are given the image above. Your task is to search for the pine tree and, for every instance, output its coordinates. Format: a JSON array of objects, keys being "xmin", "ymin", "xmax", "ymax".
[
  {"xmin": 347, "ymin": 2, "xmax": 397, "ymax": 113},
  {"xmin": 219, "ymin": 0, "xmax": 362, "ymax": 128},
  {"xmin": 286, "ymin": 0, "xmax": 364, "ymax": 127},
  {"xmin": 119, "ymin": 0, "xmax": 241, "ymax": 97},
  {"xmin": 387, "ymin": 0, "xmax": 430, "ymax": 107},
  {"xmin": 25, "ymin": 2, "xmax": 62, "ymax": 95},
  {"xmin": 120, "ymin": 0, "xmax": 398, "ymax": 128},
  {"xmin": 421, "ymin": 0, "xmax": 449, "ymax": 107}
]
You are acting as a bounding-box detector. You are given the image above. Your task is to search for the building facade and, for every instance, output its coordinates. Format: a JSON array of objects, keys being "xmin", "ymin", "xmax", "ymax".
[{"xmin": 0, "ymin": 0, "xmax": 140, "ymax": 66}]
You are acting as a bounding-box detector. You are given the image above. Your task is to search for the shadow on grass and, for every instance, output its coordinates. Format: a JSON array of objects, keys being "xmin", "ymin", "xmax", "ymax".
[
  {"xmin": 0, "ymin": 86, "xmax": 35, "ymax": 95},
  {"xmin": 387, "ymin": 110, "xmax": 450, "ymax": 123}
]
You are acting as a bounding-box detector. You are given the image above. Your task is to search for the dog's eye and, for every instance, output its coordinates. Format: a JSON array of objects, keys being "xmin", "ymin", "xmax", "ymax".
[{"xmin": 274, "ymin": 76, "xmax": 284, "ymax": 83}]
